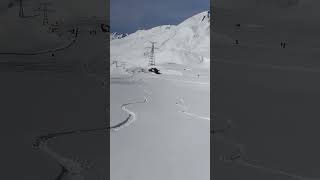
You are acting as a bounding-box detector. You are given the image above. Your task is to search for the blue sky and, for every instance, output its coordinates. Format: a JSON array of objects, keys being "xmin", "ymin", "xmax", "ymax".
[{"xmin": 110, "ymin": 0, "xmax": 209, "ymax": 33}]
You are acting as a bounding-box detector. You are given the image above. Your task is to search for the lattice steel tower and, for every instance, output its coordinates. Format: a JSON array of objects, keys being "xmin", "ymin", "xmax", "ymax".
[{"xmin": 146, "ymin": 41, "xmax": 158, "ymax": 66}]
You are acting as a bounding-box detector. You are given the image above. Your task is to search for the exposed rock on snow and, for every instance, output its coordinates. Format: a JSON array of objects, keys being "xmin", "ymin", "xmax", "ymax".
[{"xmin": 110, "ymin": 32, "xmax": 128, "ymax": 40}]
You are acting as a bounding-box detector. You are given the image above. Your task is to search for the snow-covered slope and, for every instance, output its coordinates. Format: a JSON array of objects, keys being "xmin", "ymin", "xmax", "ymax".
[{"xmin": 111, "ymin": 11, "xmax": 210, "ymax": 68}]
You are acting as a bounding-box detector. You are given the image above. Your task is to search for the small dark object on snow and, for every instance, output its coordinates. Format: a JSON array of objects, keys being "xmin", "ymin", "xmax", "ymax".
[{"xmin": 148, "ymin": 68, "xmax": 161, "ymax": 74}]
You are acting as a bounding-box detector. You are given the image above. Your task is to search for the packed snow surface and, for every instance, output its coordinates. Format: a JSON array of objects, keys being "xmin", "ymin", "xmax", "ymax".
[{"xmin": 110, "ymin": 11, "xmax": 210, "ymax": 180}]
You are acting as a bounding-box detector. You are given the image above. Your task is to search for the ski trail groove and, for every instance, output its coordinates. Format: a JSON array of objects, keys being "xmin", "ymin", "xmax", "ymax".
[
  {"xmin": 110, "ymin": 79, "xmax": 152, "ymax": 131},
  {"xmin": 110, "ymin": 97, "xmax": 147, "ymax": 131},
  {"xmin": 178, "ymin": 110, "xmax": 210, "ymax": 121},
  {"xmin": 33, "ymin": 97, "xmax": 148, "ymax": 143},
  {"xmin": 175, "ymin": 97, "xmax": 210, "ymax": 121}
]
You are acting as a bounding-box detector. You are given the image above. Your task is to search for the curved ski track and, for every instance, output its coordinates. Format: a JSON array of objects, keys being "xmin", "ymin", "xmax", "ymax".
[{"xmin": 109, "ymin": 97, "xmax": 147, "ymax": 131}]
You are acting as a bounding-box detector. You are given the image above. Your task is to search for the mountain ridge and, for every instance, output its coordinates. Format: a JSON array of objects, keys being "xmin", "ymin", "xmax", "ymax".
[{"xmin": 111, "ymin": 10, "xmax": 210, "ymax": 68}]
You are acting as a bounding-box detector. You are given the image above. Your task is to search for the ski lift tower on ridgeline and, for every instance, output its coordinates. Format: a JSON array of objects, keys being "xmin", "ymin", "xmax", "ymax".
[{"xmin": 145, "ymin": 41, "xmax": 159, "ymax": 66}]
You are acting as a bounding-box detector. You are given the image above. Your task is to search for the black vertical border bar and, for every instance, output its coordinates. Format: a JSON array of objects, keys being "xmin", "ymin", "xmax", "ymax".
[
  {"xmin": 210, "ymin": 1, "xmax": 214, "ymax": 179},
  {"xmin": 106, "ymin": 0, "xmax": 111, "ymax": 178}
]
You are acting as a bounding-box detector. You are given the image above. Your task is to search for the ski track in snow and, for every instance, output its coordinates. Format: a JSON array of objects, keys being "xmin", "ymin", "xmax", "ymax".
[
  {"xmin": 176, "ymin": 103, "xmax": 187, "ymax": 110},
  {"xmin": 110, "ymin": 97, "xmax": 147, "ymax": 131},
  {"xmin": 110, "ymin": 80, "xmax": 149, "ymax": 131},
  {"xmin": 143, "ymin": 89, "xmax": 152, "ymax": 95},
  {"xmin": 138, "ymin": 84, "xmax": 153, "ymax": 96},
  {"xmin": 111, "ymin": 66, "xmax": 209, "ymax": 131},
  {"xmin": 178, "ymin": 110, "xmax": 210, "ymax": 121},
  {"xmin": 159, "ymin": 28, "xmax": 178, "ymax": 48},
  {"xmin": 110, "ymin": 73, "xmax": 155, "ymax": 131},
  {"xmin": 175, "ymin": 97, "xmax": 210, "ymax": 121}
]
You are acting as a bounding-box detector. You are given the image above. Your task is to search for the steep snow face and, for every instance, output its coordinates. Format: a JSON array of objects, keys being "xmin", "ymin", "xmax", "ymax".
[{"xmin": 111, "ymin": 11, "xmax": 210, "ymax": 68}]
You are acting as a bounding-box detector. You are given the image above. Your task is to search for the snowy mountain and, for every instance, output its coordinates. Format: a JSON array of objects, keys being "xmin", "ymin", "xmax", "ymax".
[
  {"xmin": 111, "ymin": 11, "xmax": 210, "ymax": 68},
  {"xmin": 110, "ymin": 32, "xmax": 128, "ymax": 40}
]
